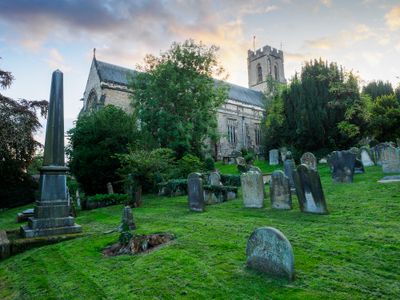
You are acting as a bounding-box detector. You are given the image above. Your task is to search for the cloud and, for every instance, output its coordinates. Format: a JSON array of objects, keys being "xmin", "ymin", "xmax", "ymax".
[
  {"xmin": 385, "ymin": 5, "xmax": 400, "ymax": 30},
  {"xmin": 320, "ymin": 0, "xmax": 332, "ymax": 8},
  {"xmin": 305, "ymin": 37, "xmax": 333, "ymax": 50},
  {"xmin": 46, "ymin": 48, "xmax": 71, "ymax": 72},
  {"xmin": 361, "ymin": 52, "xmax": 383, "ymax": 66}
]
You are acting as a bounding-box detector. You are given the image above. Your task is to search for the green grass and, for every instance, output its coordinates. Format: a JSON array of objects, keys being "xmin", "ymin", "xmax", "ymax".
[{"xmin": 1, "ymin": 164, "xmax": 400, "ymax": 299}]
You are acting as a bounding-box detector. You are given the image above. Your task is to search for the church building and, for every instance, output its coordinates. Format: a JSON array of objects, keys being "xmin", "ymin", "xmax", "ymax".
[{"xmin": 81, "ymin": 44, "xmax": 286, "ymax": 159}]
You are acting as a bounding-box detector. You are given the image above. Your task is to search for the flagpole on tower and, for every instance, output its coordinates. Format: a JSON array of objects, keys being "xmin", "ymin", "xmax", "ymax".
[{"xmin": 253, "ymin": 35, "xmax": 256, "ymax": 51}]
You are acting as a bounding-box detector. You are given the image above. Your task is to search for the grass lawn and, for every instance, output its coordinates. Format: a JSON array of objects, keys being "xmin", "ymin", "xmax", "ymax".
[{"xmin": 0, "ymin": 163, "xmax": 399, "ymax": 299}]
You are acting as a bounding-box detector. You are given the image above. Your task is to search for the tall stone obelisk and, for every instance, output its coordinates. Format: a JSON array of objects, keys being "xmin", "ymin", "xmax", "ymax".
[{"xmin": 21, "ymin": 70, "xmax": 82, "ymax": 237}]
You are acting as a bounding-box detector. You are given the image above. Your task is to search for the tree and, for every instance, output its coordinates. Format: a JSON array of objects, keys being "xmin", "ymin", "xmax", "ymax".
[
  {"xmin": 117, "ymin": 148, "xmax": 175, "ymax": 206},
  {"xmin": 67, "ymin": 105, "xmax": 138, "ymax": 196},
  {"xmin": 264, "ymin": 59, "xmax": 365, "ymax": 157},
  {"xmin": 368, "ymin": 94, "xmax": 400, "ymax": 142},
  {"xmin": 0, "ymin": 61, "xmax": 48, "ymax": 208},
  {"xmin": 130, "ymin": 39, "xmax": 228, "ymax": 159},
  {"xmin": 362, "ymin": 80, "xmax": 394, "ymax": 101}
]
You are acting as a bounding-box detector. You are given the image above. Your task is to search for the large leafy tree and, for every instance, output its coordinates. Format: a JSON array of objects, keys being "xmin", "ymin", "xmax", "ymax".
[
  {"xmin": 67, "ymin": 105, "xmax": 138, "ymax": 196},
  {"xmin": 130, "ymin": 39, "xmax": 228, "ymax": 159},
  {"xmin": 264, "ymin": 59, "xmax": 365, "ymax": 157},
  {"xmin": 362, "ymin": 80, "xmax": 394, "ymax": 101},
  {"xmin": 368, "ymin": 94, "xmax": 400, "ymax": 142},
  {"xmin": 0, "ymin": 61, "xmax": 48, "ymax": 208}
]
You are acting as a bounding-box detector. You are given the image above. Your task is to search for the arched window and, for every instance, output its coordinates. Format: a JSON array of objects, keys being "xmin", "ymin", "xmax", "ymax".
[
  {"xmin": 257, "ymin": 63, "xmax": 262, "ymax": 83},
  {"xmin": 86, "ymin": 89, "xmax": 98, "ymax": 111},
  {"xmin": 274, "ymin": 65, "xmax": 279, "ymax": 80}
]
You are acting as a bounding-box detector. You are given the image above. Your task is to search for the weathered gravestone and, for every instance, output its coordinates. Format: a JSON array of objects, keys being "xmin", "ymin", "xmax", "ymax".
[
  {"xmin": 270, "ymin": 171, "xmax": 292, "ymax": 210},
  {"xmin": 120, "ymin": 206, "xmax": 136, "ymax": 230},
  {"xmin": 378, "ymin": 175, "xmax": 400, "ymax": 183},
  {"xmin": 246, "ymin": 227, "xmax": 295, "ymax": 281},
  {"xmin": 280, "ymin": 147, "xmax": 288, "ymax": 162},
  {"xmin": 241, "ymin": 171, "xmax": 264, "ymax": 208},
  {"xmin": 208, "ymin": 172, "xmax": 222, "ymax": 186},
  {"xmin": 249, "ymin": 166, "xmax": 262, "ymax": 173},
  {"xmin": 360, "ymin": 148, "xmax": 374, "ymax": 167},
  {"xmin": 269, "ymin": 149, "xmax": 279, "ymax": 165},
  {"xmin": 16, "ymin": 208, "xmax": 34, "ymax": 223},
  {"xmin": 21, "ymin": 70, "xmax": 82, "ymax": 237},
  {"xmin": 283, "ymin": 151, "xmax": 296, "ymax": 189},
  {"xmin": 372, "ymin": 143, "xmax": 390, "ymax": 166},
  {"xmin": 300, "ymin": 152, "xmax": 317, "ymax": 170},
  {"xmin": 0, "ymin": 230, "xmax": 10, "ymax": 260},
  {"xmin": 381, "ymin": 146, "xmax": 400, "ymax": 173},
  {"xmin": 187, "ymin": 173, "xmax": 205, "ymax": 212},
  {"xmin": 294, "ymin": 164, "xmax": 328, "ymax": 214},
  {"xmin": 107, "ymin": 182, "xmax": 114, "ymax": 194},
  {"xmin": 327, "ymin": 150, "xmax": 356, "ymax": 183}
]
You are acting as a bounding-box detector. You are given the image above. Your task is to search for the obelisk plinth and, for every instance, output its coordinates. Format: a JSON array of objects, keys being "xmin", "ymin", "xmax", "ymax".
[{"xmin": 21, "ymin": 70, "xmax": 82, "ymax": 237}]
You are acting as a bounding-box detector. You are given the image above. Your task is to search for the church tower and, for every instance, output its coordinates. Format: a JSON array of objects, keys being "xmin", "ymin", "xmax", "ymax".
[{"xmin": 247, "ymin": 44, "xmax": 286, "ymax": 92}]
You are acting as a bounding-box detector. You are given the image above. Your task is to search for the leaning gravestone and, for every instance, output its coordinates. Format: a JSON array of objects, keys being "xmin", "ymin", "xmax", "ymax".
[
  {"xmin": 360, "ymin": 148, "xmax": 374, "ymax": 167},
  {"xmin": 300, "ymin": 152, "xmax": 317, "ymax": 170},
  {"xmin": 107, "ymin": 182, "xmax": 114, "ymax": 194},
  {"xmin": 241, "ymin": 171, "xmax": 264, "ymax": 208},
  {"xmin": 328, "ymin": 150, "xmax": 356, "ymax": 183},
  {"xmin": 283, "ymin": 151, "xmax": 296, "ymax": 189},
  {"xmin": 187, "ymin": 173, "xmax": 205, "ymax": 212},
  {"xmin": 120, "ymin": 206, "xmax": 136, "ymax": 230},
  {"xmin": 249, "ymin": 166, "xmax": 262, "ymax": 173},
  {"xmin": 246, "ymin": 227, "xmax": 295, "ymax": 281},
  {"xmin": 270, "ymin": 171, "xmax": 292, "ymax": 210},
  {"xmin": 294, "ymin": 164, "xmax": 328, "ymax": 214},
  {"xmin": 381, "ymin": 146, "xmax": 400, "ymax": 173},
  {"xmin": 21, "ymin": 70, "xmax": 81, "ymax": 237},
  {"xmin": 269, "ymin": 149, "xmax": 279, "ymax": 165},
  {"xmin": 208, "ymin": 171, "xmax": 222, "ymax": 186}
]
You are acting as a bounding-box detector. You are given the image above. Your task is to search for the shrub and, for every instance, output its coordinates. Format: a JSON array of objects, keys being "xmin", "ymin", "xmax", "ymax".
[
  {"xmin": 175, "ymin": 154, "xmax": 203, "ymax": 178},
  {"xmin": 204, "ymin": 157, "xmax": 215, "ymax": 171},
  {"xmin": 158, "ymin": 179, "xmax": 188, "ymax": 196},
  {"xmin": 220, "ymin": 174, "xmax": 241, "ymax": 187},
  {"xmin": 83, "ymin": 193, "xmax": 128, "ymax": 210}
]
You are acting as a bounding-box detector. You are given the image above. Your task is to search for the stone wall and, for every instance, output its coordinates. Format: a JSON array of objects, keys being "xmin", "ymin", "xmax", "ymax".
[{"xmin": 102, "ymin": 85, "xmax": 133, "ymax": 113}]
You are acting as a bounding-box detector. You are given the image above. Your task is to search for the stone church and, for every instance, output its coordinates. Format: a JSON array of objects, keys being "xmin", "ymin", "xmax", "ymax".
[{"xmin": 81, "ymin": 44, "xmax": 286, "ymax": 159}]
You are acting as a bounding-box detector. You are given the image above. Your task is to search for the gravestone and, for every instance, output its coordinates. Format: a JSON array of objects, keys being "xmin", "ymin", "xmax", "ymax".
[
  {"xmin": 283, "ymin": 151, "xmax": 296, "ymax": 189},
  {"xmin": 270, "ymin": 171, "xmax": 292, "ymax": 210},
  {"xmin": 107, "ymin": 182, "xmax": 114, "ymax": 194},
  {"xmin": 300, "ymin": 152, "xmax": 317, "ymax": 170},
  {"xmin": 187, "ymin": 173, "xmax": 205, "ymax": 212},
  {"xmin": 378, "ymin": 175, "xmax": 400, "ymax": 183},
  {"xmin": 328, "ymin": 150, "xmax": 356, "ymax": 183},
  {"xmin": 294, "ymin": 164, "xmax": 328, "ymax": 214},
  {"xmin": 280, "ymin": 147, "xmax": 288, "ymax": 162},
  {"xmin": 246, "ymin": 227, "xmax": 294, "ymax": 281},
  {"xmin": 381, "ymin": 146, "xmax": 400, "ymax": 173},
  {"xmin": 372, "ymin": 143, "xmax": 390, "ymax": 166},
  {"xmin": 0, "ymin": 230, "xmax": 10, "ymax": 260},
  {"xmin": 120, "ymin": 206, "xmax": 136, "ymax": 230},
  {"xmin": 16, "ymin": 208, "xmax": 34, "ymax": 223},
  {"xmin": 241, "ymin": 171, "xmax": 264, "ymax": 208},
  {"xmin": 208, "ymin": 172, "xmax": 222, "ymax": 186},
  {"xmin": 269, "ymin": 149, "xmax": 279, "ymax": 165},
  {"xmin": 360, "ymin": 148, "xmax": 374, "ymax": 167},
  {"xmin": 236, "ymin": 156, "xmax": 246, "ymax": 165},
  {"xmin": 249, "ymin": 166, "xmax": 262, "ymax": 173},
  {"xmin": 21, "ymin": 70, "xmax": 82, "ymax": 237}
]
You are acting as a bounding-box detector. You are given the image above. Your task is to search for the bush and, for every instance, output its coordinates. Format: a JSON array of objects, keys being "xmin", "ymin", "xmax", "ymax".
[
  {"xmin": 204, "ymin": 157, "xmax": 215, "ymax": 171},
  {"xmin": 175, "ymin": 154, "xmax": 203, "ymax": 178},
  {"xmin": 83, "ymin": 193, "xmax": 128, "ymax": 210},
  {"xmin": 158, "ymin": 179, "xmax": 188, "ymax": 196},
  {"xmin": 220, "ymin": 174, "xmax": 241, "ymax": 187}
]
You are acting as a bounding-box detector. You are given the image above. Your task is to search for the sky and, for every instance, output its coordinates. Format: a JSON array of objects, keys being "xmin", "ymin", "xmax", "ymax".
[{"xmin": 0, "ymin": 0, "xmax": 399, "ymax": 145}]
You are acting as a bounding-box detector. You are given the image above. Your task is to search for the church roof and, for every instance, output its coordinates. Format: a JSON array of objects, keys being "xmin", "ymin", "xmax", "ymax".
[{"xmin": 95, "ymin": 59, "xmax": 264, "ymax": 108}]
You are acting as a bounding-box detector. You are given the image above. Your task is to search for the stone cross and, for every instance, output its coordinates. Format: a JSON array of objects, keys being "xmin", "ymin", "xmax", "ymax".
[
  {"xmin": 241, "ymin": 171, "xmax": 264, "ymax": 208},
  {"xmin": 187, "ymin": 173, "xmax": 205, "ymax": 212},
  {"xmin": 294, "ymin": 164, "xmax": 328, "ymax": 214},
  {"xmin": 270, "ymin": 171, "xmax": 292, "ymax": 210},
  {"xmin": 21, "ymin": 70, "xmax": 82, "ymax": 237},
  {"xmin": 120, "ymin": 206, "xmax": 136, "ymax": 230},
  {"xmin": 269, "ymin": 149, "xmax": 279, "ymax": 165},
  {"xmin": 328, "ymin": 150, "xmax": 356, "ymax": 183},
  {"xmin": 246, "ymin": 227, "xmax": 295, "ymax": 281},
  {"xmin": 300, "ymin": 152, "xmax": 317, "ymax": 170}
]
